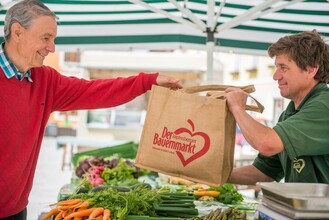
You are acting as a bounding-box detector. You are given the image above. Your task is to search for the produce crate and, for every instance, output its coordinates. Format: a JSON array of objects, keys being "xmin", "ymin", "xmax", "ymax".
[{"xmin": 71, "ymin": 141, "xmax": 139, "ymax": 168}]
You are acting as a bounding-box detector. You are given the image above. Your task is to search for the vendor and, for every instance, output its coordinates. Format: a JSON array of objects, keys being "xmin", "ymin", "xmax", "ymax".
[{"xmin": 225, "ymin": 30, "xmax": 329, "ymax": 185}]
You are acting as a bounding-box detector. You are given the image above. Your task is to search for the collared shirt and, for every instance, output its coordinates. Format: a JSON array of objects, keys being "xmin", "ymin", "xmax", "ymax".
[
  {"xmin": 253, "ymin": 82, "xmax": 329, "ymax": 183},
  {"xmin": 0, "ymin": 42, "xmax": 33, "ymax": 82}
]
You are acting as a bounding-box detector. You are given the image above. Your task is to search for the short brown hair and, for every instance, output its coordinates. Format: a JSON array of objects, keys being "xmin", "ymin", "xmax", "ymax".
[{"xmin": 268, "ymin": 30, "xmax": 329, "ymax": 83}]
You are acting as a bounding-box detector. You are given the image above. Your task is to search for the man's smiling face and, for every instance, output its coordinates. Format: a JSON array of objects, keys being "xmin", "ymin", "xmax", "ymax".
[
  {"xmin": 16, "ymin": 15, "xmax": 57, "ymax": 70},
  {"xmin": 272, "ymin": 54, "xmax": 318, "ymax": 107}
]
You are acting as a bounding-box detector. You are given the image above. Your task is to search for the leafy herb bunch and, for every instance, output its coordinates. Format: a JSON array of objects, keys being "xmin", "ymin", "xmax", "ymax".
[
  {"xmin": 210, "ymin": 183, "xmax": 244, "ymax": 204},
  {"xmin": 69, "ymin": 185, "xmax": 161, "ymax": 219}
]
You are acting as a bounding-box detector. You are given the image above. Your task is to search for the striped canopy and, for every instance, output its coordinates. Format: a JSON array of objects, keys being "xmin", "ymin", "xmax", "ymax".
[{"xmin": 0, "ymin": 0, "xmax": 328, "ymax": 79}]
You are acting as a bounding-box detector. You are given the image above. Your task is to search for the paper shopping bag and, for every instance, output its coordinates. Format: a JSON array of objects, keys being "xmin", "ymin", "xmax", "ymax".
[{"xmin": 135, "ymin": 84, "xmax": 263, "ymax": 186}]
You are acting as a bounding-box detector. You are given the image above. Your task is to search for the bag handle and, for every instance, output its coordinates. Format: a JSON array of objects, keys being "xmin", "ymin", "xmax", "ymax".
[
  {"xmin": 180, "ymin": 84, "xmax": 264, "ymax": 113},
  {"xmin": 180, "ymin": 84, "xmax": 255, "ymax": 94},
  {"xmin": 206, "ymin": 91, "xmax": 264, "ymax": 113},
  {"xmin": 245, "ymin": 95, "xmax": 264, "ymax": 113}
]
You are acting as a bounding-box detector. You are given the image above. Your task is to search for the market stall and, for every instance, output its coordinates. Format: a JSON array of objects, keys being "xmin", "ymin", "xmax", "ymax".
[
  {"xmin": 42, "ymin": 144, "xmax": 259, "ymax": 220},
  {"xmin": 42, "ymin": 144, "xmax": 329, "ymax": 220}
]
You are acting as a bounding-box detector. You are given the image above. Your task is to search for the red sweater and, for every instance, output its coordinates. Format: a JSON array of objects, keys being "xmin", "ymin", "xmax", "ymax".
[{"xmin": 0, "ymin": 66, "xmax": 157, "ymax": 217}]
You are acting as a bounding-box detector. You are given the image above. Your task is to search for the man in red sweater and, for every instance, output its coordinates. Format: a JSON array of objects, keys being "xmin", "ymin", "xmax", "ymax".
[{"xmin": 0, "ymin": 0, "xmax": 182, "ymax": 218}]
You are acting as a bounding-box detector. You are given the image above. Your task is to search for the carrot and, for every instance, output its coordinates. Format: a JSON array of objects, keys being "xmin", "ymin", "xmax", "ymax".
[
  {"xmin": 55, "ymin": 209, "xmax": 72, "ymax": 219},
  {"xmin": 63, "ymin": 209, "xmax": 75, "ymax": 218},
  {"xmin": 89, "ymin": 208, "xmax": 104, "ymax": 219},
  {"xmin": 73, "ymin": 200, "xmax": 90, "ymax": 209},
  {"xmin": 58, "ymin": 205, "xmax": 70, "ymax": 211},
  {"xmin": 63, "ymin": 208, "xmax": 96, "ymax": 220},
  {"xmin": 193, "ymin": 190, "xmax": 220, "ymax": 197},
  {"xmin": 62, "ymin": 210, "xmax": 69, "ymax": 218},
  {"xmin": 54, "ymin": 212, "xmax": 64, "ymax": 220},
  {"xmin": 95, "ymin": 216, "xmax": 103, "ymax": 220},
  {"xmin": 42, "ymin": 208, "xmax": 60, "ymax": 220},
  {"xmin": 56, "ymin": 199, "xmax": 82, "ymax": 206},
  {"xmin": 103, "ymin": 209, "xmax": 111, "ymax": 220}
]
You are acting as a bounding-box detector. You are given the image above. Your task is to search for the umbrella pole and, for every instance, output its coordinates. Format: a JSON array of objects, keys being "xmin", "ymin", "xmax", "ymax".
[
  {"xmin": 206, "ymin": 0, "xmax": 215, "ymax": 84},
  {"xmin": 206, "ymin": 28, "xmax": 215, "ymax": 83}
]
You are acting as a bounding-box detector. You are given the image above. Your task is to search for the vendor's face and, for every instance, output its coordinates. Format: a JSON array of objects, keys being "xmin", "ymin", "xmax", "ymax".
[
  {"xmin": 272, "ymin": 54, "xmax": 314, "ymax": 107},
  {"xmin": 16, "ymin": 15, "xmax": 57, "ymax": 70}
]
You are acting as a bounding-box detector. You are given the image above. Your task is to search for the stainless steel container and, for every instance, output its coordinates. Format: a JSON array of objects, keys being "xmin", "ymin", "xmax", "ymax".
[{"xmin": 258, "ymin": 182, "xmax": 329, "ymax": 219}]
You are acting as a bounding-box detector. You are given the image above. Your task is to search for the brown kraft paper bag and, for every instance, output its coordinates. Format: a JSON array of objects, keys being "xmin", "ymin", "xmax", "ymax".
[{"xmin": 135, "ymin": 84, "xmax": 263, "ymax": 186}]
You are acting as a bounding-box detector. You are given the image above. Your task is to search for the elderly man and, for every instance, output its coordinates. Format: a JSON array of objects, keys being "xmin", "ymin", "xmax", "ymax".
[{"xmin": 0, "ymin": 0, "xmax": 182, "ymax": 218}]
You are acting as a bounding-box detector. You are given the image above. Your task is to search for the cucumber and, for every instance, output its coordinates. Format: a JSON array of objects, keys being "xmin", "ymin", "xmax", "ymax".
[
  {"xmin": 161, "ymin": 199, "xmax": 195, "ymax": 204},
  {"xmin": 156, "ymin": 211, "xmax": 198, "ymax": 218},
  {"xmin": 111, "ymin": 186, "xmax": 131, "ymax": 192},
  {"xmin": 90, "ymin": 185, "xmax": 130, "ymax": 192},
  {"xmin": 155, "ymin": 203, "xmax": 195, "ymax": 208},
  {"xmin": 155, "ymin": 206, "xmax": 198, "ymax": 214},
  {"xmin": 58, "ymin": 195, "xmax": 70, "ymax": 201},
  {"xmin": 129, "ymin": 183, "xmax": 152, "ymax": 190},
  {"xmin": 76, "ymin": 187, "xmax": 89, "ymax": 194}
]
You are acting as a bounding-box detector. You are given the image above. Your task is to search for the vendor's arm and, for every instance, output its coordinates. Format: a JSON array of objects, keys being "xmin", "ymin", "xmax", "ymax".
[
  {"xmin": 225, "ymin": 88, "xmax": 283, "ymax": 156},
  {"xmin": 228, "ymin": 165, "xmax": 274, "ymax": 185}
]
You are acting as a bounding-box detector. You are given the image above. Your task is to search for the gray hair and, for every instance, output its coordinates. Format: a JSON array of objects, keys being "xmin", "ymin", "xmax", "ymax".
[{"xmin": 4, "ymin": 0, "xmax": 58, "ymax": 41}]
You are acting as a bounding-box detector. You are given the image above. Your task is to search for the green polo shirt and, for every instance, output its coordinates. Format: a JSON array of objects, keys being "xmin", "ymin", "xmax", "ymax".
[{"xmin": 253, "ymin": 82, "xmax": 329, "ymax": 183}]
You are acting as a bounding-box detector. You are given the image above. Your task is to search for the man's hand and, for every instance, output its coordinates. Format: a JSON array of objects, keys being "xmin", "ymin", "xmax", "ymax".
[
  {"xmin": 156, "ymin": 75, "xmax": 183, "ymax": 90},
  {"xmin": 225, "ymin": 87, "xmax": 248, "ymax": 114}
]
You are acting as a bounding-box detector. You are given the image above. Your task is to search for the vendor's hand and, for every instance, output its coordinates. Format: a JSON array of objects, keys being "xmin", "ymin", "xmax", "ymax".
[
  {"xmin": 156, "ymin": 75, "xmax": 183, "ymax": 90},
  {"xmin": 225, "ymin": 87, "xmax": 248, "ymax": 113}
]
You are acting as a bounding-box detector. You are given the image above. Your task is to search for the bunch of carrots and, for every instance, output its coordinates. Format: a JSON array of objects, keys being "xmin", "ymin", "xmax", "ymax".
[{"xmin": 42, "ymin": 199, "xmax": 111, "ymax": 220}]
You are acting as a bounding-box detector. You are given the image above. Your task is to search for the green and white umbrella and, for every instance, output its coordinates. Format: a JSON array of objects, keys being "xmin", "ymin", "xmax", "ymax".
[{"xmin": 0, "ymin": 0, "xmax": 328, "ymax": 80}]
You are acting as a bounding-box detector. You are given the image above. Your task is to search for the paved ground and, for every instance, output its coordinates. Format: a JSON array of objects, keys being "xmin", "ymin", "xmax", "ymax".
[{"xmin": 27, "ymin": 137, "xmax": 72, "ymax": 220}]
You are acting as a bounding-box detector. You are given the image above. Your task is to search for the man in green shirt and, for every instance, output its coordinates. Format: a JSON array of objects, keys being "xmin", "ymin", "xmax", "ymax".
[{"xmin": 226, "ymin": 30, "xmax": 329, "ymax": 184}]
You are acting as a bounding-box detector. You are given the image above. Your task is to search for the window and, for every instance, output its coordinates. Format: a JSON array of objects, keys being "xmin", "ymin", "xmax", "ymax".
[
  {"xmin": 87, "ymin": 109, "xmax": 112, "ymax": 128},
  {"xmin": 87, "ymin": 109, "xmax": 146, "ymax": 129},
  {"xmin": 268, "ymin": 65, "xmax": 276, "ymax": 75},
  {"xmin": 230, "ymin": 71, "xmax": 240, "ymax": 80},
  {"xmin": 64, "ymin": 52, "xmax": 81, "ymax": 63},
  {"xmin": 246, "ymin": 68, "xmax": 258, "ymax": 79},
  {"xmin": 273, "ymin": 98, "xmax": 284, "ymax": 124}
]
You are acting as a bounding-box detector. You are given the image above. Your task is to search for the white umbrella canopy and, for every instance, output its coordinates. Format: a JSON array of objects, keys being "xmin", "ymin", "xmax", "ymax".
[{"xmin": 0, "ymin": 0, "xmax": 328, "ymax": 81}]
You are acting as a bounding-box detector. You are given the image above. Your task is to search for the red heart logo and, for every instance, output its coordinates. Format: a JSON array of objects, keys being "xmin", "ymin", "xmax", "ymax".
[{"xmin": 174, "ymin": 119, "xmax": 210, "ymax": 167}]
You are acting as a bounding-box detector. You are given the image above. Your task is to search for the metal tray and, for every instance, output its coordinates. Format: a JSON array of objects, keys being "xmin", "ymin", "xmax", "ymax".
[
  {"xmin": 258, "ymin": 182, "xmax": 329, "ymax": 211},
  {"xmin": 261, "ymin": 196, "xmax": 329, "ymax": 219}
]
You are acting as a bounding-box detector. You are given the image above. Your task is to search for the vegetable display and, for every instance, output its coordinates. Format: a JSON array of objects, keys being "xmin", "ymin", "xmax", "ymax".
[
  {"xmin": 46, "ymin": 182, "xmax": 252, "ymax": 220},
  {"xmin": 47, "ymin": 153, "xmax": 253, "ymax": 220},
  {"xmin": 75, "ymin": 156, "xmax": 150, "ymax": 188}
]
